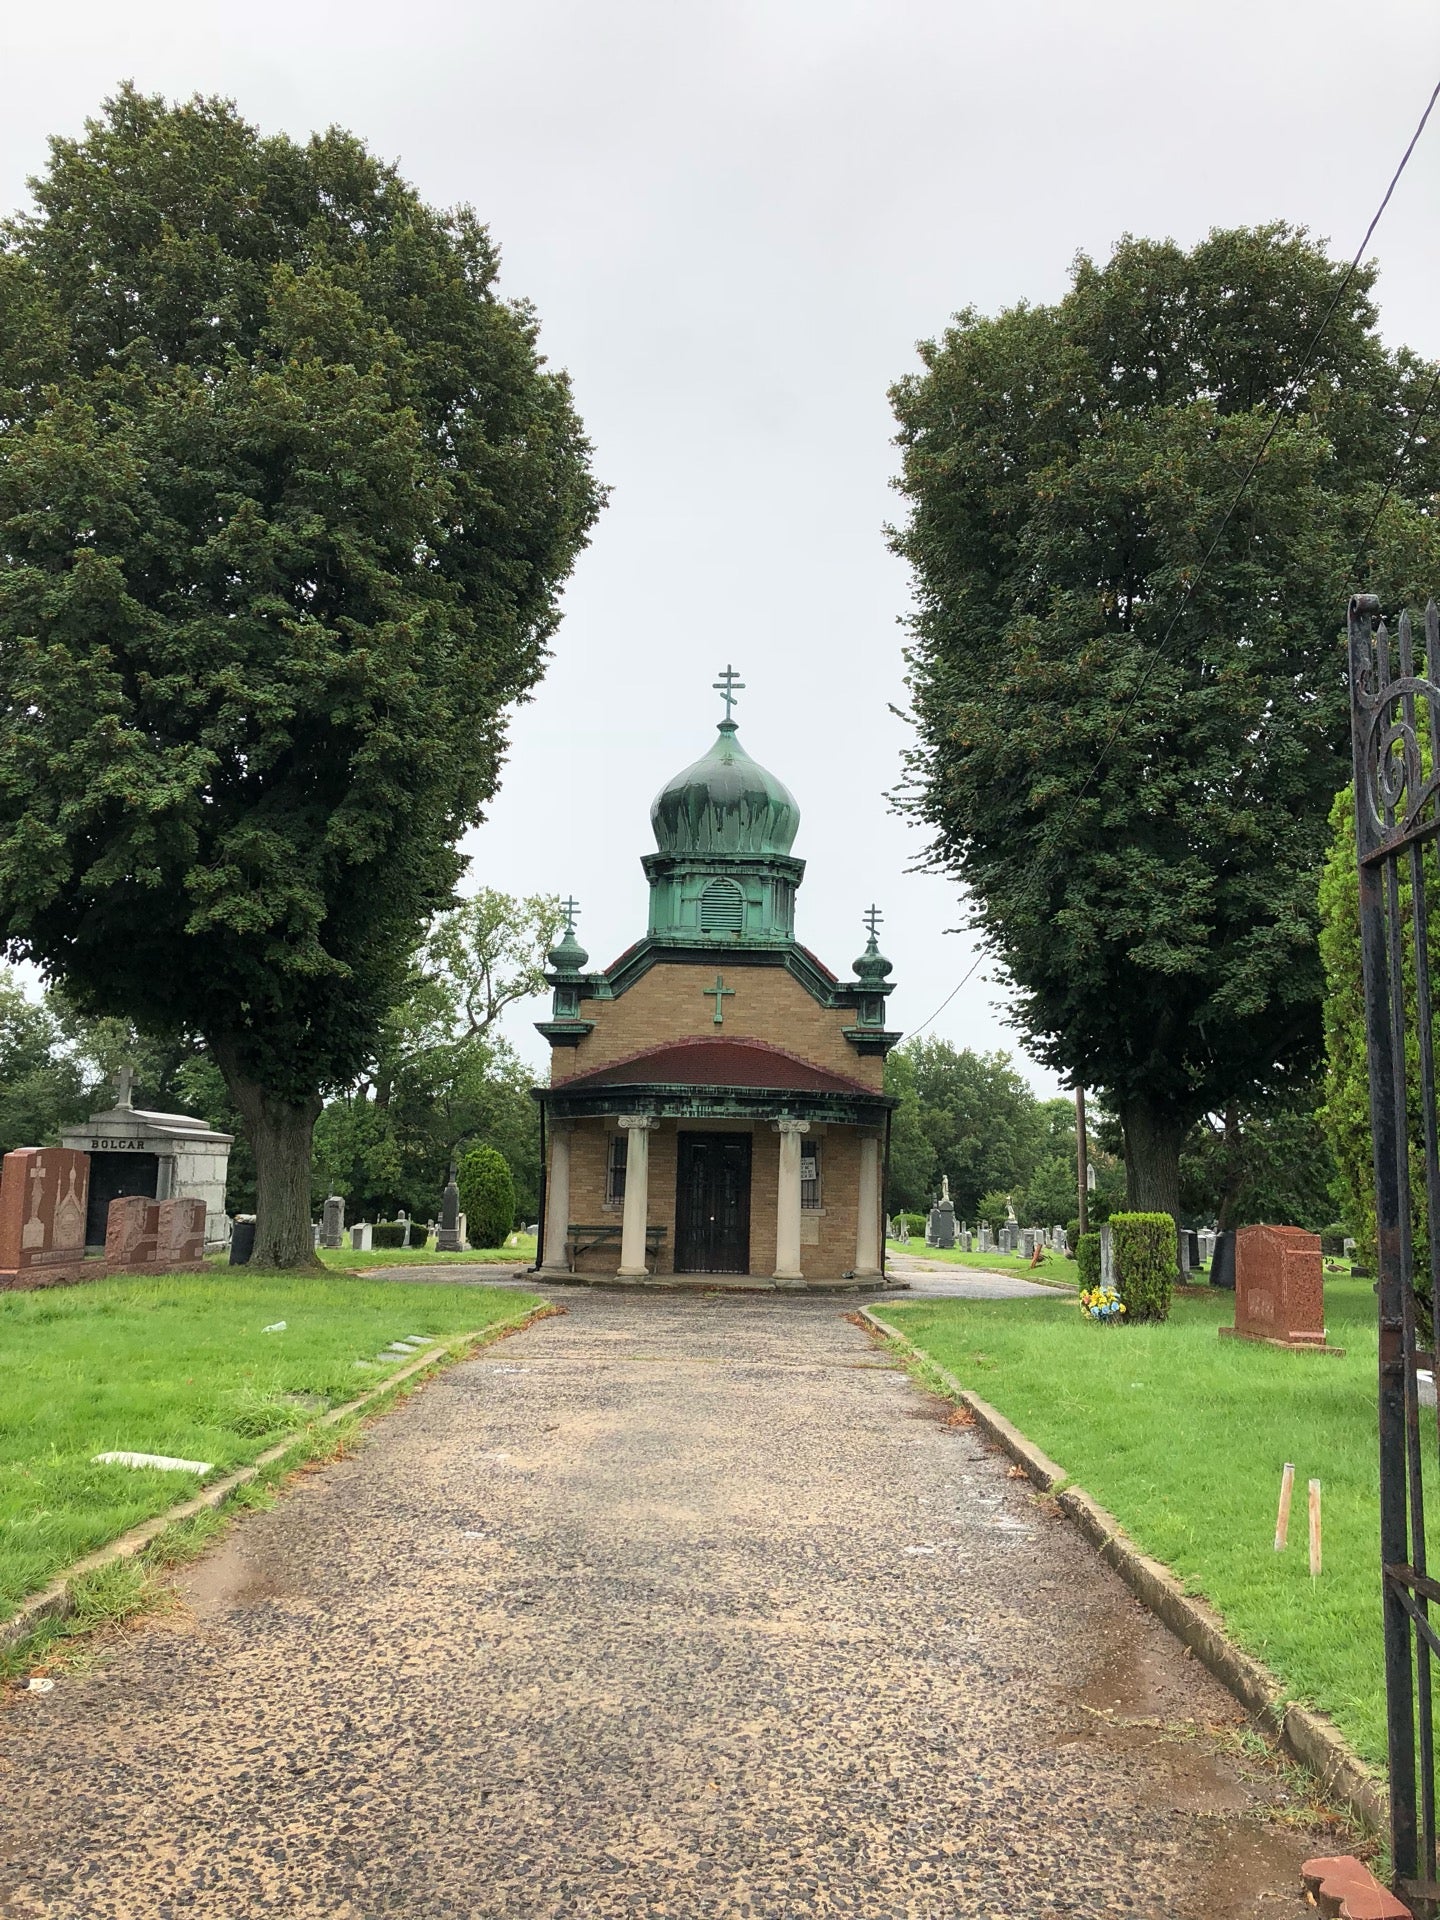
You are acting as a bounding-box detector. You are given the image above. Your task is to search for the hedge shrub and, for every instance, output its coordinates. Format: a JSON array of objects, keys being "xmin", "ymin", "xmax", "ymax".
[
  {"xmin": 1076, "ymin": 1232, "xmax": 1101, "ymax": 1291},
  {"xmin": 1111, "ymin": 1211, "xmax": 1176, "ymax": 1323},
  {"xmin": 458, "ymin": 1145, "xmax": 515, "ymax": 1249},
  {"xmin": 371, "ymin": 1221, "xmax": 430, "ymax": 1249}
]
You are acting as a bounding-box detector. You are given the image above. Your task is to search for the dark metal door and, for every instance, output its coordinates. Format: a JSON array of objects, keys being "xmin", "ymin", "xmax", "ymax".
[
  {"xmin": 84, "ymin": 1151, "xmax": 160, "ymax": 1249},
  {"xmin": 675, "ymin": 1133, "xmax": 751, "ymax": 1274},
  {"xmin": 1350, "ymin": 594, "xmax": 1440, "ymax": 1909}
]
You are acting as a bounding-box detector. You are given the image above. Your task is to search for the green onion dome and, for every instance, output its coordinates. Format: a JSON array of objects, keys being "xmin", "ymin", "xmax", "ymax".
[{"xmin": 650, "ymin": 721, "xmax": 800, "ymax": 857}]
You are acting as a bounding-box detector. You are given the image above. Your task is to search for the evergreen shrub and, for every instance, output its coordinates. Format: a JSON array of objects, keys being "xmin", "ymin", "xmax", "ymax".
[
  {"xmin": 372, "ymin": 1222, "xmax": 406, "ymax": 1249},
  {"xmin": 1076, "ymin": 1232, "xmax": 1101, "ymax": 1291},
  {"xmin": 903, "ymin": 1211, "xmax": 927, "ymax": 1238},
  {"xmin": 1065, "ymin": 1218, "xmax": 1080, "ymax": 1252},
  {"xmin": 1111, "ymin": 1212, "xmax": 1176, "ymax": 1322},
  {"xmin": 458, "ymin": 1145, "xmax": 515, "ymax": 1249}
]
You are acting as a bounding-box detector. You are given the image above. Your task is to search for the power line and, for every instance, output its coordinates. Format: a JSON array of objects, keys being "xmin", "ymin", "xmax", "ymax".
[
  {"xmin": 911, "ymin": 71, "xmax": 1440, "ymax": 1042},
  {"xmin": 906, "ymin": 951, "xmax": 985, "ymax": 1042},
  {"xmin": 1063, "ymin": 71, "xmax": 1440, "ymax": 818}
]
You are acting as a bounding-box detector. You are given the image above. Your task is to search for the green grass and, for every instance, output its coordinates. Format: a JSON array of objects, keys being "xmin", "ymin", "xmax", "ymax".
[
  {"xmin": 316, "ymin": 1235, "xmax": 536, "ymax": 1270},
  {"xmin": 887, "ymin": 1235, "xmax": 1078, "ymax": 1287},
  {"xmin": 873, "ymin": 1277, "xmax": 1398, "ymax": 1769},
  {"xmin": 0, "ymin": 1272, "xmax": 539, "ymax": 1618}
]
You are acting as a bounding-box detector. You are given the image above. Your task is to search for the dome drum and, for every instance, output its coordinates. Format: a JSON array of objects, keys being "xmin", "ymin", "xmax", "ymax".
[{"xmin": 642, "ymin": 849, "xmax": 804, "ymax": 945}]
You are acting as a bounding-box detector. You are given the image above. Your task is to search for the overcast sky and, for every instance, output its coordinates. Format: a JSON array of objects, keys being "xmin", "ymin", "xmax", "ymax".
[{"xmin": 4, "ymin": 1, "xmax": 1438, "ymax": 1088}]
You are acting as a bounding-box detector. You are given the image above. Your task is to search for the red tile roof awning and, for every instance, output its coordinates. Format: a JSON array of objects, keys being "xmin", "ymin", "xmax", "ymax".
[{"xmin": 559, "ymin": 1037, "xmax": 876, "ymax": 1100}]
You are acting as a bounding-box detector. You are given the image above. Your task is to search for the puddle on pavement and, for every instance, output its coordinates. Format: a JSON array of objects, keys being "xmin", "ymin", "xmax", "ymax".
[
  {"xmin": 177, "ymin": 1539, "xmax": 301, "ymax": 1621},
  {"xmin": 1048, "ymin": 1595, "xmax": 1324, "ymax": 1914}
]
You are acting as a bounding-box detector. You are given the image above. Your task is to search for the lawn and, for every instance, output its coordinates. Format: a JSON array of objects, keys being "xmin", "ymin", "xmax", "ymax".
[
  {"xmin": 316, "ymin": 1235, "xmax": 537, "ymax": 1270},
  {"xmin": 873, "ymin": 1276, "xmax": 1398, "ymax": 1769},
  {"xmin": 887, "ymin": 1234, "xmax": 1078, "ymax": 1287},
  {"xmin": 0, "ymin": 1272, "xmax": 540, "ymax": 1618}
]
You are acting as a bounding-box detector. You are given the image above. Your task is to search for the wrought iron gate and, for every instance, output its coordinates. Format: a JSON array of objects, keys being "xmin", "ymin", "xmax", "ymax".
[{"xmin": 1351, "ymin": 592, "xmax": 1440, "ymax": 1907}]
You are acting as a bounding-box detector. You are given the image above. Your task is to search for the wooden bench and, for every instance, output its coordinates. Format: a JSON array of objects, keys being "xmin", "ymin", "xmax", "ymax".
[{"xmin": 567, "ymin": 1223, "xmax": 667, "ymax": 1268}]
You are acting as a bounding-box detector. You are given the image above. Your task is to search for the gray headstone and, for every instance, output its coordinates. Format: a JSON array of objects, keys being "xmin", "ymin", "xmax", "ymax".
[
  {"xmin": 1099, "ymin": 1222, "xmax": 1114, "ymax": 1288},
  {"xmin": 436, "ymin": 1165, "xmax": 463, "ymax": 1253},
  {"xmin": 320, "ymin": 1194, "xmax": 345, "ymax": 1250},
  {"xmin": 932, "ymin": 1196, "xmax": 956, "ymax": 1249}
]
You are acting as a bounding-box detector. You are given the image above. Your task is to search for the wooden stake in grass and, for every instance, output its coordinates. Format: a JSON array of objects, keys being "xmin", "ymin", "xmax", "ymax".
[
  {"xmin": 1309, "ymin": 1478, "xmax": 1322, "ymax": 1578},
  {"xmin": 1275, "ymin": 1462, "xmax": 1295, "ymax": 1551}
]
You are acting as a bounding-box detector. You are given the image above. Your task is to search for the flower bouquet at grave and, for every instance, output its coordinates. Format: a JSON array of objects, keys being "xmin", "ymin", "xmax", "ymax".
[{"xmin": 1078, "ymin": 1286, "xmax": 1126, "ymax": 1324}]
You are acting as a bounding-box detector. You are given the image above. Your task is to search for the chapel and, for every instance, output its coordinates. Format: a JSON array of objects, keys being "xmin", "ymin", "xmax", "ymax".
[{"xmin": 534, "ymin": 669, "xmax": 901, "ymax": 1288}]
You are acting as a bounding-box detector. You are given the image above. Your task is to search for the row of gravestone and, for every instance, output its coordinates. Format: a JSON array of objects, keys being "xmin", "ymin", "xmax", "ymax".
[
  {"xmin": 0, "ymin": 1146, "xmax": 205, "ymax": 1289},
  {"xmin": 915, "ymin": 1212, "xmax": 1069, "ymax": 1257}
]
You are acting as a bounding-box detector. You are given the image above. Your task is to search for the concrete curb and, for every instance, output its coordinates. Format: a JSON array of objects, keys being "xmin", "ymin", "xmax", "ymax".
[
  {"xmin": 861, "ymin": 1305, "xmax": 1388, "ymax": 1835},
  {"xmin": 1, "ymin": 1299, "xmax": 559, "ymax": 1656}
]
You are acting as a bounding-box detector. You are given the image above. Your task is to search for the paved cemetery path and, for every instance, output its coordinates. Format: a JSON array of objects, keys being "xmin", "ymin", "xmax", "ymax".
[{"xmin": 0, "ymin": 1291, "xmax": 1329, "ymax": 1919}]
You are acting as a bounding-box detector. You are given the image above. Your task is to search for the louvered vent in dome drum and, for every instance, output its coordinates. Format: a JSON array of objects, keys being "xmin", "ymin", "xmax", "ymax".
[{"xmin": 699, "ymin": 879, "xmax": 744, "ymax": 934}]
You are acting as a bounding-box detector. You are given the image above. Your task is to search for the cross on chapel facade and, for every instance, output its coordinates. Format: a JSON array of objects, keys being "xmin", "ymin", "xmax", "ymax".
[{"xmin": 533, "ymin": 673, "xmax": 901, "ymax": 1288}]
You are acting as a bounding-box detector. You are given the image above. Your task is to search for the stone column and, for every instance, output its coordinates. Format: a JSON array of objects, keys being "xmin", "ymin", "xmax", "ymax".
[
  {"xmin": 772, "ymin": 1118, "xmax": 810, "ymax": 1287},
  {"xmin": 540, "ymin": 1123, "xmax": 572, "ymax": 1273},
  {"xmin": 854, "ymin": 1133, "xmax": 882, "ymax": 1278},
  {"xmin": 617, "ymin": 1115, "xmax": 658, "ymax": 1278}
]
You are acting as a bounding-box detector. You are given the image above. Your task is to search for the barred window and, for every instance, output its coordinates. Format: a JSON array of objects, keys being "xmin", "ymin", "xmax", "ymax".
[
  {"xmin": 800, "ymin": 1140, "xmax": 821, "ymax": 1210},
  {"xmin": 699, "ymin": 878, "xmax": 743, "ymax": 934},
  {"xmin": 606, "ymin": 1131, "xmax": 628, "ymax": 1207}
]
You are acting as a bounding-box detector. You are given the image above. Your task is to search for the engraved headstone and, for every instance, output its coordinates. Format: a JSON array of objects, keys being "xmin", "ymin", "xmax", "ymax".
[
  {"xmin": 157, "ymin": 1197, "xmax": 203, "ymax": 1265},
  {"xmin": 320, "ymin": 1194, "xmax": 345, "ymax": 1250},
  {"xmin": 106, "ymin": 1195, "xmax": 159, "ymax": 1269},
  {"xmin": 1211, "ymin": 1230, "xmax": 1235, "ymax": 1291},
  {"xmin": 0, "ymin": 1147, "xmax": 90, "ymax": 1283},
  {"xmin": 350, "ymin": 1222, "xmax": 373, "ymax": 1252},
  {"xmin": 1099, "ymin": 1222, "xmax": 1114, "ymax": 1288},
  {"xmin": 1221, "ymin": 1224, "xmax": 1342, "ymax": 1354},
  {"xmin": 436, "ymin": 1164, "xmax": 463, "ymax": 1253}
]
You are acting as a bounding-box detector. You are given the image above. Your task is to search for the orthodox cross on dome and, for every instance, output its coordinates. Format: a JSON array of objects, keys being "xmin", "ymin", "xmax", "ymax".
[
  {"xmin": 703, "ymin": 973, "xmax": 735, "ymax": 1026},
  {"xmin": 863, "ymin": 904, "xmax": 883, "ymax": 940},
  {"xmin": 560, "ymin": 895, "xmax": 580, "ymax": 934},
  {"xmin": 712, "ymin": 664, "xmax": 745, "ymax": 722}
]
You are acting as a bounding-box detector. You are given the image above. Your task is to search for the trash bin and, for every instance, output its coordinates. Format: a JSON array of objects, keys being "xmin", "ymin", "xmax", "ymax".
[{"xmin": 229, "ymin": 1217, "xmax": 256, "ymax": 1266}]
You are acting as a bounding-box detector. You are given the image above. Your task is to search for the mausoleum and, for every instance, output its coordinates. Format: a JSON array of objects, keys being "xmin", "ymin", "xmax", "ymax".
[
  {"xmin": 534, "ymin": 669, "xmax": 901, "ymax": 1288},
  {"xmin": 61, "ymin": 1069, "xmax": 233, "ymax": 1250}
]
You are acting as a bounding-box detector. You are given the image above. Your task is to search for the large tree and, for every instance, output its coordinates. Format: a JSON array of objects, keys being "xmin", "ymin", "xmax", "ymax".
[
  {"xmin": 0, "ymin": 90, "xmax": 600, "ymax": 1265},
  {"xmin": 890, "ymin": 225, "xmax": 1440, "ymax": 1219}
]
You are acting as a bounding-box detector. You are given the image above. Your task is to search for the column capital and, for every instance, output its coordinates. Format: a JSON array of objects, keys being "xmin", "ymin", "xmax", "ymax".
[
  {"xmin": 617, "ymin": 1113, "xmax": 660, "ymax": 1132},
  {"xmin": 771, "ymin": 1117, "xmax": 811, "ymax": 1135}
]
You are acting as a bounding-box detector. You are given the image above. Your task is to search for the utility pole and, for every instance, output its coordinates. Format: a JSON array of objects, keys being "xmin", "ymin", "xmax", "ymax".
[{"xmin": 1075, "ymin": 1086, "xmax": 1089, "ymax": 1237}]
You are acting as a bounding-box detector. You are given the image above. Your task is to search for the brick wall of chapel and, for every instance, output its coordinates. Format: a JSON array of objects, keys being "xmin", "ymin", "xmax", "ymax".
[
  {"xmin": 560, "ymin": 1117, "xmax": 871, "ymax": 1281},
  {"xmin": 552, "ymin": 959, "xmax": 881, "ymax": 1089}
]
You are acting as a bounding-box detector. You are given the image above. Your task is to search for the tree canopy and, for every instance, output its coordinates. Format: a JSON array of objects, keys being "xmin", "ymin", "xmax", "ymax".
[
  {"xmin": 889, "ymin": 225, "xmax": 1440, "ymax": 1220},
  {"xmin": 0, "ymin": 90, "xmax": 600, "ymax": 1263},
  {"xmin": 884, "ymin": 1037, "xmax": 1048, "ymax": 1217}
]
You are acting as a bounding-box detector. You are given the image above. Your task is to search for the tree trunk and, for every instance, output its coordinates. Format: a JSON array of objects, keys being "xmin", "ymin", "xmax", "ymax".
[
  {"xmin": 213, "ymin": 1044, "xmax": 323, "ymax": 1270},
  {"xmin": 1118, "ymin": 1094, "xmax": 1184, "ymax": 1231}
]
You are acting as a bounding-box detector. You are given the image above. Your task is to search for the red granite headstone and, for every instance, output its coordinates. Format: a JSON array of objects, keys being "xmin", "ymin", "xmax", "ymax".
[
  {"xmin": 105, "ymin": 1194, "xmax": 160, "ymax": 1269},
  {"xmin": 1220, "ymin": 1224, "xmax": 1344, "ymax": 1355},
  {"xmin": 156, "ymin": 1197, "xmax": 206, "ymax": 1266},
  {"xmin": 0, "ymin": 1147, "xmax": 90, "ymax": 1285}
]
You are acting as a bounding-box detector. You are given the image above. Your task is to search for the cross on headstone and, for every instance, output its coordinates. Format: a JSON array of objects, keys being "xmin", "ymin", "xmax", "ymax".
[
  {"xmin": 712, "ymin": 664, "xmax": 745, "ymax": 721},
  {"xmin": 863, "ymin": 904, "xmax": 883, "ymax": 939},
  {"xmin": 115, "ymin": 1065, "xmax": 134, "ymax": 1110},
  {"xmin": 560, "ymin": 895, "xmax": 580, "ymax": 933},
  {"xmin": 703, "ymin": 974, "xmax": 735, "ymax": 1025}
]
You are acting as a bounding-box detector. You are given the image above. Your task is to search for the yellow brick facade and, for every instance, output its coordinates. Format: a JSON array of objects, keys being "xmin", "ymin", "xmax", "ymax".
[
  {"xmin": 558, "ymin": 1115, "xmax": 879, "ymax": 1281},
  {"xmin": 553, "ymin": 958, "xmax": 881, "ymax": 1091}
]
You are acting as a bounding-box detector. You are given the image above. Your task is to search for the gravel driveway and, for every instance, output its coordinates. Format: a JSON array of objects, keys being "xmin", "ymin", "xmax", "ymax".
[{"xmin": 0, "ymin": 1289, "xmax": 1329, "ymax": 1918}]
